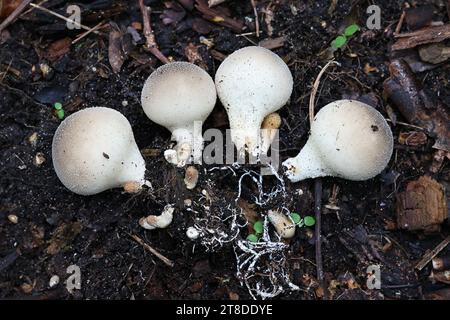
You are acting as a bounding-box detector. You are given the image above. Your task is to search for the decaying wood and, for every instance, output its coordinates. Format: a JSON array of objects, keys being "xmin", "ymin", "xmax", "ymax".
[
  {"xmin": 195, "ymin": 0, "xmax": 244, "ymax": 33},
  {"xmin": 208, "ymin": 0, "xmax": 227, "ymax": 7},
  {"xmin": 415, "ymin": 236, "xmax": 450, "ymax": 271},
  {"xmin": 383, "ymin": 59, "xmax": 450, "ymax": 152},
  {"xmin": 392, "ymin": 24, "xmax": 450, "ymax": 50},
  {"xmin": 396, "ymin": 176, "xmax": 447, "ymax": 233}
]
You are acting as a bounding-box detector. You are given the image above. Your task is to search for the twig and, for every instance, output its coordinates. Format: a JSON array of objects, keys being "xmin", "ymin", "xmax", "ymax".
[
  {"xmin": 308, "ymin": 61, "xmax": 339, "ymax": 299},
  {"xmin": 309, "ymin": 60, "xmax": 340, "ymax": 123},
  {"xmin": 314, "ymin": 179, "xmax": 323, "ymax": 283},
  {"xmin": 415, "ymin": 236, "xmax": 450, "ymax": 271},
  {"xmin": 138, "ymin": 0, "xmax": 170, "ymax": 64},
  {"xmin": 28, "ymin": 3, "xmax": 100, "ymax": 34},
  {"xmin": 385, "ymin": 118, "xmax": 425, "ymax": 131},
  {"xmin": 72, "ymin": 21, "xmax": 106, "ymax": 44},
  {"xmin": 394, "ymin": 10, "xmax": 406, "ymax": 35},
  {"xmin": 130, "ymin": 234, "xmax": 174, "ymax": 267},
  {"xmin": 250, "ymin": 0, "xmax": 260, "ymax": 38},
  {"xmin": 0, "ymin": 0, "xmax": 33, "ymax": 33}
]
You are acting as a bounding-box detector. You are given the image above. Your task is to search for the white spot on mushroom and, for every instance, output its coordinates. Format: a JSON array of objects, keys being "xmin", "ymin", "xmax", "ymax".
[
  {"xmin": 283, "ymin": 100, "xmax": 394, "ymax": 182},
  {"xmin": 52, "ymin": 107, "xmax": 146, "ymax": 195},
  {"xmin": 215, "ymin": 46, "xmax": 293, "ymax": 157},
  {"xmin": 141, "ymin": 62, "xmax": 216, "ymax": 167}
]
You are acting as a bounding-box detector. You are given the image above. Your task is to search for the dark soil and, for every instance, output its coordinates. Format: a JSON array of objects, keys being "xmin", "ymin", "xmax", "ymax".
[{"xmin": 0, "ymin": 0, "xmax": 449, "ymax": 300}]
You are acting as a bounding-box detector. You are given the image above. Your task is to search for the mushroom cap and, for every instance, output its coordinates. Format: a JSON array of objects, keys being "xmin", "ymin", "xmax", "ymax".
[
  {"xmin": 311, "ymin": 100, "xmax": 393, "ymax": 180},
  {"xmin": 52, "ymin": 107, "xmax": 145, "ymax": 195},
  {"xmin": 141, "ymin": 62, "xmax": 216, "ymax": 131},
  {"xmin": 215, "ymin": 46, "xmax": 293, "ymax": 127}
]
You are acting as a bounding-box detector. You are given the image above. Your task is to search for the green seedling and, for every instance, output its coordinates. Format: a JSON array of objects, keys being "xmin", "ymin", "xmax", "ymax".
[
  {"xmin": 331, "ymin": 24, "xmax": 360, "ymax": 50},
  {"xmin": 54, "ymin": 102, "xmax": 65, "ymax": 120},
  {"xmin": 247, "ymin": 220, "xmax": 264, "ymax": 243},
  {"xmin": 246, "ymin": 234, "xmax": 259, "ymax": 243},
  {"xmin": 289, "ymin": 212, "xmax": 301, "ymax": 225},
  {"xmin": 253, "ymin": 220, "xmax": 264, "ymax": 234},
  {"xmin": 303, "ymin": 215, "xmax": 316, "ymax": 227}
]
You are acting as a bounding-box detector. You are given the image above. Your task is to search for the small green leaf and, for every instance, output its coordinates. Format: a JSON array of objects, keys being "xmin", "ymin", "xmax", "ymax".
[
  {"xmin": 331, "ymin": 35, "xmax": 347, "ymax": 49},
  {"xmin": 253, "ymin": 220, "xmax": 264, "ymax": 234},
  {"xmin": 54, "ymin": 102, "xmax": 63, "ymax": 110},
  {"xmin": 56, "ymin": 109, "xmax": 65, "ymax": 120},
  {"xmin": 304, "ymin": 216, "xmax": 316, "ymax": 227},
  {"xmin": 246, "ymin": 234, "xmax": 259, "ymax": 243},
  {"xmin": 344, "ymin": 24, "xmax": 360, "ymax": 37},
  {"xmin": 290, "ymin": 213, "xmax": 301, "ymax": 225}
]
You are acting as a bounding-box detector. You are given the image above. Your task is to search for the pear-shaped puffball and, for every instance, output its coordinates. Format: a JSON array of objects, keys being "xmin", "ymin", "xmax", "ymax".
[
  {"xmin": 52, "ymin": 107, "xmax": 146, "ymax": 195},
  {"xmin": 215, "ymin": 46, "xmax": 293, "ymax": 156},
  {"xmin": 283, "ymin": 100, "xmax": 393, "ymax": 182},
  {"xmin": 141, "ymin": 62, "xmax": 216, "ymax": 167}
]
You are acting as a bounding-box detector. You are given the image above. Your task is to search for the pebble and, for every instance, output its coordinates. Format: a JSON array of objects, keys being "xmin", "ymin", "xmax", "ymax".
[
  {"xmin": 49, "ymin": 275, "xmax": 60, "ymax": 288},
  {"xmin": 34, "ymin": 152, "xmax": 46, "ymax": 166},
  {"xmin": 7, "ymin": 214, "xmax": 18, "ymax": 224},
  {"xmin": 186, "ymin": 227, "xmax": 200, "ymax": 240}
]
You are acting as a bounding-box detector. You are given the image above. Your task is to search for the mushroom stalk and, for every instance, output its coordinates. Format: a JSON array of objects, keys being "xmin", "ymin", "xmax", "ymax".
[
  {"xmin": 165, "ymin": 124, "xmax": 204, "ymax": 166},
  {"xmin": 283, "ymin": 139, "xmax": 332, "ymax": 182}
]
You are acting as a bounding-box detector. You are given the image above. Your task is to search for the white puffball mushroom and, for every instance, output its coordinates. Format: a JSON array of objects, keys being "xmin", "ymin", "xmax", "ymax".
[
  {"xmin": 283, "ymin": 100, "xmax": 394, "ymax": 182},
  {"xmin": 267, "ymin": 210, "xmax": 295, "ymax": 239},
  {"xmin": 141, "ymin": 62, "xmax": 217, "ymax": 167},
  {"xmin": 215, "ymin": 46, "xmax": 293, "ymax": 156},
  {"xmin": 52, "ymin": 107, "xmax": 146, "ymax": 196},
  {"xmin": 139, "ymin": 205, "xmax": 174, "ymax": 230}
]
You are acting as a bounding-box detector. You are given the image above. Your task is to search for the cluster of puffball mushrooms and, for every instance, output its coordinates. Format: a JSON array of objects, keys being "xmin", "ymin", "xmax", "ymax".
[{"xmin": 52, "ymin": 46, "xmax": 394, "ymax": 237}]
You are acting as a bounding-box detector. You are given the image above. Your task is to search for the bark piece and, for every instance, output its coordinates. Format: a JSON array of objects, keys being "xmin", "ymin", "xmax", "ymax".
[
  {"xmin": 392, "ymin": 24, "xmax": 450, "ymax": 50},
  {"xmin": 396, "ymin": 176, "xmax": 447, "ymax": 232}
]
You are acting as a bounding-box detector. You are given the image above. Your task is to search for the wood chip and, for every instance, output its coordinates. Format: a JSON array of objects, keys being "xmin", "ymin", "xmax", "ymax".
[{"xmin": 396, "ymin": 176, "xmax": 447, "ymax": 233}]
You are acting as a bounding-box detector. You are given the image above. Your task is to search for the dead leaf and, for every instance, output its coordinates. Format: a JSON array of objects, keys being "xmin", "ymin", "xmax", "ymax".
[
  {"xmin": 384, "ymin": 59, "xmax": 450, "ymax": 152},
  {"xmin": 398, "ymin": 131, "xmax": 427, "ymax": 146},
  {"xmin": 46, "ymin": 221, "xmax": 83, "ymax": 255},
  {"xmin": 184, "ymin": 43, "xmax": 208, "ymax": 70},
  {"xmin": 44, "ymin": 38, "xmax": 72, "ymax": 62},
  {"xmin": 108, "ymin": 27, "xmax": 125, "ymax": 74}
]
